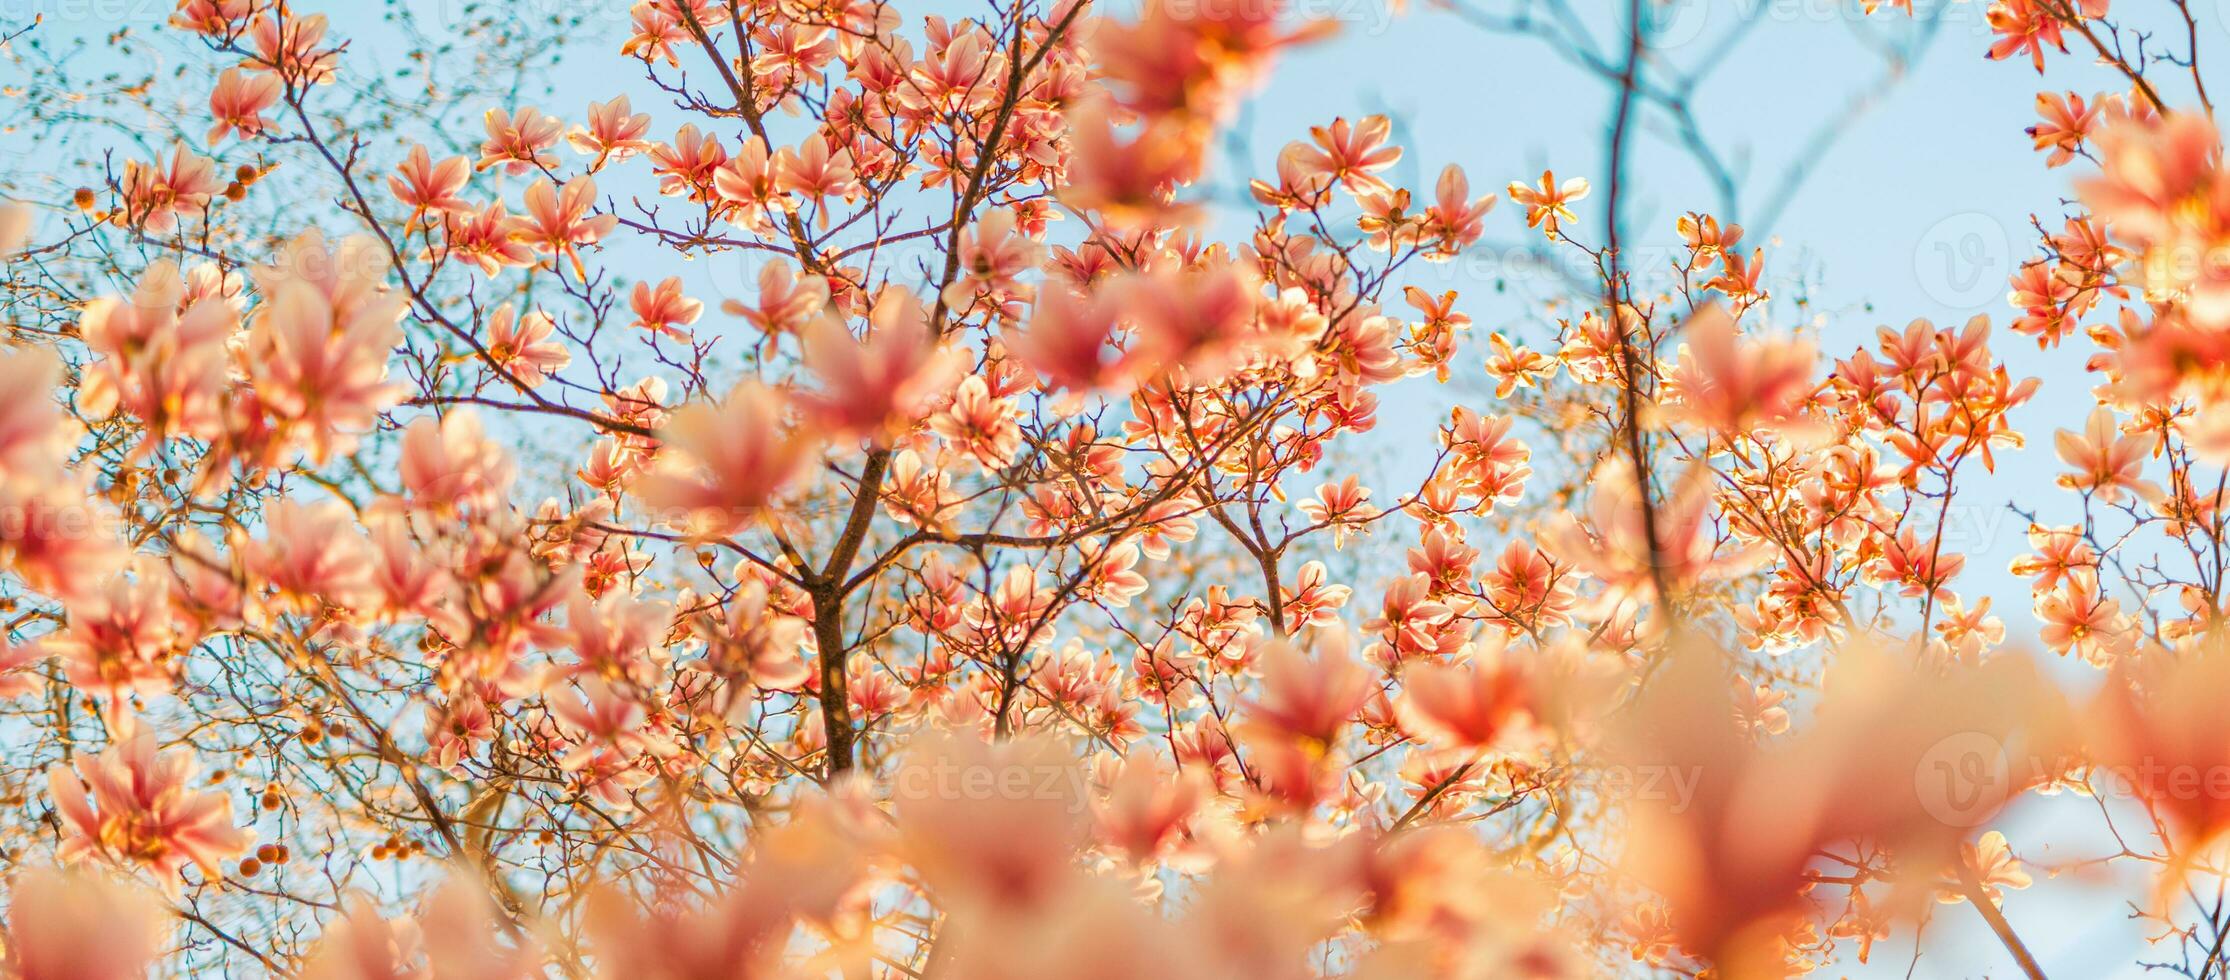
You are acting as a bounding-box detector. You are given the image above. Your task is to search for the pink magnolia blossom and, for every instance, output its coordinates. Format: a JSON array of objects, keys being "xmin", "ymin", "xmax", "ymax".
[
  {"xmin": 400, "ymin": 410, "xmax": 516, "ymax": 513},
  {"xmin": 388, "ymin": 144, "xmax": 474, "ymax": 217},
  {"xmin": 1, "ymin": 866, "xmax": 166, "ymax": 980},
  {"xmin": 206, "ymin": 66, "xmax": 280, "ymax": 142},
  {"xmin": 512, "ymin": 176, "xmax": 618, "ymax": 277},
  {"xmin": 567, "ymin": 95, "xmax": 653, "ymax": 169},
  {"xmin": 48, "ymin": 732, "xmax": 250, "ymax": 884},
  {"xmin": 476, "ymin": 106, "xmax": 562, "ymax": 174},
  {"xmin": 483, "ymin": 302, "xmax": 571, "ymax": 385},
  {"xmin": 119, "ymin": 144, "xmax": 220, "ymax": 233},
  {"xmin": 628, "ymin": 276, "xmax": 702, "ymax": 342},
  {"xmin": 799, "ymin": 285, "xmax": 963, "ymax": 442},
  {"xmin": 635, "ymin": 381, "xmax": 819, "ymax": 535}
]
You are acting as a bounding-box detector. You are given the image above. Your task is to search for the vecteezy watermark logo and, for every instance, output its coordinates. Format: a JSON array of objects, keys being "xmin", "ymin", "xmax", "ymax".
[
  {"xmin": 891, "ymin": 754, "xmax": 1093, "ymax": 812},
  {"xmin": 1649, "ymin": 0, "xmax": 1714, "ymax": 49},
  {"xmin": 1916, "ymin": 730, "xmax": 2012, "ymax": 827},
  {"xmin": 6, "ymin": 0, "xmax": 184, "ymax": 26},
  {"xmin": 1914, "ymin": 211, "xmax": 2011, "ymax": 310}
]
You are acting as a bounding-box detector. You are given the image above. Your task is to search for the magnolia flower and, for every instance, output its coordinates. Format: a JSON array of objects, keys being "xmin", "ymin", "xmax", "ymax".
[
  {"xmin": 2076, "ymin": 113, "xmax": 2230, "ymax": 324},
  {"xmin": 938, "ymin": 208, "xmax": 1040, "ymax": 312},
  {"xmin": 647, "ymin": 124, "xmax": 730, "ymax": 202},
  {"xmin": 49, "ymin": 566, "xmax": 181, "ymax": 705},
  {"xmin": 1544, "ymin": 459, "xmax": 1762, "ymax": 606},
  {"xmin": 246, "ymin": 10, "xmax": 338, "ymax": 83},
  {"xmin": 365, "ymin": 510, "xmax": 448, "ymax": 620},
  {"xmin": 635, "ymin": 381, "xmax": 819, "ymax": 535},
  {"xmin": 244, "ymin": 278, "xmax": 406, "ymax": 463},
  {"xmin": 567, "ymin": 95, "xmax": 653, "ymax": 169},
  {"xmin": 2029, "ymin": 90, "xmax": 2108, "ymax": 167},
  {"xmin": 712, "ymin": 135, "xmax": 788, "ymax": 233},
  {"xmin": 799, "ymin": 286, "xmax": 962, "ymax": 443},
  {"xmin": 1662, "ymin": 305, "xmax": 1819, "ymax": 435},
  {"xmin": 206, "ymin": 66, "xmax": 279, "ymax": 142},
  {"xmin": 1423, "ymin": 164, "xmax": 1496, "ymax": 256},
  {"xmin": 2007, "ymin": 523, "xmax": 2097, "ymax": 594},
  {"xmin": 240, "ymin": 231, "xmax": 409, "ymax": 463},
  {"xmin": 622, "ymin": 2, "xmax": 689, "ymax": 66},
  {"xmin": 1932, "ymin": 596, "xmax": 2006, "ymax": 661},
  {"xmin": 1396, "ymin": 636, "xmax": 1538, "ymax": 752},
  {"xmin": 628, "ymin": 276, "xmax": 702, "ymax": 342},
  {"xmin": 549, "ymin": 676, "xmax": 679, "ymax": 766},
  {"xmin": 49, "ymin": 732, "xmax": 250, "ymax": 884},
  {"xmin": 2037, "ymin": 579, "xmax": 2132, "ymax": 665},
  {"xmin": 1300, "ymin": 475, "xmax": 1379, "ymax": 548},
  {"xmin": 1105, "ymin": 262, "xmax": 1260, "ymax": 385},
  {"xmin": 722, "ymin": 259, "xmax": 828, "ymax": 343},
  {"xmin": 1243, "ymin": 637, "xmax": 1373, "ymax": 747},
  {"xmin": 119, "ymin": 144, "xmax": 220, "ymax": 233},
  {"xmin": 1677, "ymin": 212, "xmax": 1745, "ymax": 269},
  {"xmin": 387, "ymin": 144, "xmax": 473, "ymax": 217},
  {"xmin": 895, "ymin": 731, "xmax": 1087, "ymax": 908},
  {"xmin": 512, "ymin": 176, "xmax": 618, "ymax": 277},
  {"xmin": 1938, "ymin": 831, "xmax": 2033, "ymax": 905},
  {"xmin": 75, "ymin": 261, "xmax": 237, "ymax": 455},
  {"xmin": 689, "ymin": 579, "xmax": 811, "ymax": 709},
  {"xmin": 426, "ymin": 694, "xmax": 495, "ymax": 772},
  {"xmin": 1507, "ymin": 169, "xmax": 1590, "ymax": 240},
  {"xmin": 399, "ymin": 410, "xmax": 516, "ymax": 513},
  {"xmin": 484, "ymin": 302, "xmax": 571, "ymax": 386},
  {"xmin": 1732, "ymin": 683, "xmax": 1791, "ymax": 737},
  {"xmin": 1290, "ymin": 114, "xmax": 1402, "ymax": 195},
  {"xmin": 1009, "ymin": 286, "xmax": 1124, "ymax": 392},
  {"xmin": 1059, "ymin": 101, "xmax": 1201, "ymax": 228},
  {"xmin": 1482, "ymin": 332, "xmax": 1557, "ymax": 398},
  {"xmin": 168, "ymin": 0, "xmax": 253, "ymax": 34},
  {"xmin": 2053, "ymin": 407, "xmax": 2161, "ymax": 505},
  {"xmin": 2099, "ymin": 648, "xmax": 2230, "ymax": 841},
  {"xmin": 1983, "ymin": 0, "xmax": 2084, "ymax": 72},
  {"xmin": 774, "ymin": 134, "xmax": 859, "ymax": 218},
  {"xmin": 1093, "ymin": 752, "xmax": 1204, "ymax": 864},
  {"xmin": 302, "ymin": 879, "xmax": 541, "ymax": 980},
  {"xmin": 2, "ymin": 866, "xmax": 166, "ymax": 980},
  {"xmin": 1367, "ymin": 572, "xmax": 1458, "ymax": 662},
  {"xmin": 441, "ymin": 201, "xmax": 537, "ymax": 276},
  {"xmin": 929, "ymin": 375, "xmax": 1021, "ymax": 469},
  {"xmin": 0, "ymin": 481, "xmax": 128, "ymax": 606},
  {"xmin": 584, "ymin": 802, "xmax": 863, "ymax": 978},
  {"xmin": 476, "ymin": 106, "xmax": 562, "ymax": 174},
  {"xmin": 880, "ymin": 447, "xmax": 961, "ymax": 533},
  {"xmin": 253, "ymin": 499, "xmax": 375, "ymax": 616}
]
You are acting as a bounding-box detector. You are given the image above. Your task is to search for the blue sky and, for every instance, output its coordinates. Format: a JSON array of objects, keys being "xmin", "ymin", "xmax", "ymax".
[{"xmin": 8, "ymin": 0, "xmax": 2227, "ymax": 973}]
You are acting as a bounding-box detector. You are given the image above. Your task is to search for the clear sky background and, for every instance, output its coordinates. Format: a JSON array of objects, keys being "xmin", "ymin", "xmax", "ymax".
[{"xmin": 9, "ymin": 0, "xmax": 2228, "ymax": 974}]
